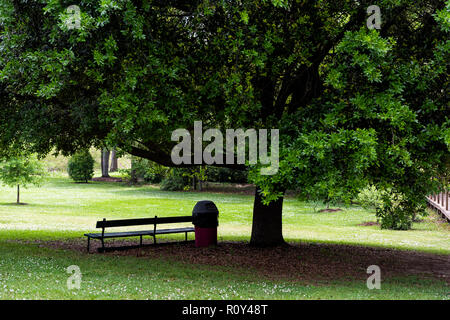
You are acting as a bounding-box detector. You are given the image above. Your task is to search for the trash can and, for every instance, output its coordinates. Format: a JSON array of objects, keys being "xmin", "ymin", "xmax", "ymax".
[{"xmin": 192, "ymin": 200, "xmax": 219, "ymax": 247}]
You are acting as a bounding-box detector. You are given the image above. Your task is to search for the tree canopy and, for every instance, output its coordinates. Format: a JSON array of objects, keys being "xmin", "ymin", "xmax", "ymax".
[{"xmin": 0, "ymin": 0, "xmax": 448, "ymax": 244}]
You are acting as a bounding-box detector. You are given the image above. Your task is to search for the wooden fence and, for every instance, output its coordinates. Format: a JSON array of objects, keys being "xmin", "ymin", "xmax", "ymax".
[{"xmin": 426, "ymin": 191, "xmax": 450, "ymax": 222}]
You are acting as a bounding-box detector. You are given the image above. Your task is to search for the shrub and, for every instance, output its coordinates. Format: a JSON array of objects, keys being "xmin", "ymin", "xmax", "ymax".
[
  {"xmin": 129, "ymin": 157, "xmax": 148, "ymax": 183},
  {"xmin": 122, "ymin": 157, "xmax": 168, "ymax": 184},
  {"xmin": 357, "ymin": 185, "xmax": 427, "ymax": 230},
  {"xmin": 375, "ymin": 191, "xmax": 426, "ymax": 230},
  {"xmin": 356, "ymin": 185, "xmax": 384, "ymax": 210},
  {"xmin": 206, "ymin": 167, "xmax": 248, "ymax": 183},
  {"xmin": 67, "ymin": 150, "xmax": 94, "ymax": 183},
  {"xmin": 160, "ymin": 169, "xmax": 190, "ymax": 191},
  {"xmin": 143, "ymin": 162, "xmax": 167, "ymax": 183}
]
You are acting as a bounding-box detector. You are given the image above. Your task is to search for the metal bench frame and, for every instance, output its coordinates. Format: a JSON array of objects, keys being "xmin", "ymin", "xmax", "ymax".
[{"xmin": 84, "ymin": 216, "xmax": 194, "ymax": 252}]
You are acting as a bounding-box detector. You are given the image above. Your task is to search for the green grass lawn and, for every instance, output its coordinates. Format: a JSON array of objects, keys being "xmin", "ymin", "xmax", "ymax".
[{"xmin": 0, "ymin": 176, "xmax": 448, "ymax": 300}]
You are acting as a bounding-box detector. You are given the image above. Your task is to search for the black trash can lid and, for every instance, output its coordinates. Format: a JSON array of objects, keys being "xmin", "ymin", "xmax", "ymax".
[{"xmin": 192, "ymin": 200, "xmax": 219, "ymax": 214}]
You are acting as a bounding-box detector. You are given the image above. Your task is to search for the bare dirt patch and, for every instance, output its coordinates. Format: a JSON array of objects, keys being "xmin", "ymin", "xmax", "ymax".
[
  {"xmin": 92, "ymin": 177, "xmax": 123, "ymax": 182},
  {"xmin": 358, "ymin": 221, "xmax": 380, "ymax": 226},
  {"xmin": 32, "ymin": 238, "xmax": 450, "ymax": 284},
  {"xmin": 191, "ymin": 184, "xmax": 299, "ymax": 197},
  {"xmin": 318, "ymin": 208, "xmax": 343, "ymax": 213},
  {"xmin": 199, "ymin": 183, "xmax": 256, "ymax": 195}
]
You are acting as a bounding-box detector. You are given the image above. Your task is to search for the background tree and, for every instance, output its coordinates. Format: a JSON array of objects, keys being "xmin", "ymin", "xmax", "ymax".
[
  {"xmin": 0, "ymin": 0, "xmax": 448, "ymax": 245},
  {"xmin": 100, "ymin": 148, "xmax": 110, "ymax": 178},
  {"xmin": 67, "ymin": 150, "xmax": 95, "ymax": 183},
  {"xmin": 110, "ymin": 149, "xmax": 118, "ymax": 172},
  {"xmin": 0, "ymin": 155, "xmax": 45, "ymax": 204}
]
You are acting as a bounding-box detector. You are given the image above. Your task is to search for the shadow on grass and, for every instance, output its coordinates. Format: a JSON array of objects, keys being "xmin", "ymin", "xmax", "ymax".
[
  {"xmin": 35, "ymin": 238, "xmax": 450, "ymax": 285},
  {"xmin": 0, "ymin": 202, "xmax": 30, "ymax": 206}
]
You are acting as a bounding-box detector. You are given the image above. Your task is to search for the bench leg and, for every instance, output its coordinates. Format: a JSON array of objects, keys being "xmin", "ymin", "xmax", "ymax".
[
  {"xmin": 87, "ymin": 237, "xmax": 90, "ymax": 253},
  {"xmin": 153, "ymin": 235, "xmax": 156, "ymax": 244},
  {"xmin": 185, "ymin": 232, "xmax": 187, "ymax": 242},
  {"xmin": 140, "ymin": 235, "xmax": 143, "ymax": 246},
  {"xmin": 100, "ymin": 237, "xmax": 105, "ymax": 253}
]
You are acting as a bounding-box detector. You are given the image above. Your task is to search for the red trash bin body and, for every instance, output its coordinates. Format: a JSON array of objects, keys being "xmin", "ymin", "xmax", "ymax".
[{"xmin": 195, "ymin": 226, "xmax": 217, "ymax": 247}]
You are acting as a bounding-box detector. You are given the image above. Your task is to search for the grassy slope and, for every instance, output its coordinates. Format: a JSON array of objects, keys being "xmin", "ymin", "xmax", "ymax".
[{"xmin": 0, "ymin": 177, "xmax": 448, "ymax": 299}]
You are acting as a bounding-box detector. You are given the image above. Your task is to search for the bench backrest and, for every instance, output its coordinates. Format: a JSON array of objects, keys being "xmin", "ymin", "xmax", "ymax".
[{"xmin": 96, "ymin": 216, "xmax": 193, "ymax": 228}]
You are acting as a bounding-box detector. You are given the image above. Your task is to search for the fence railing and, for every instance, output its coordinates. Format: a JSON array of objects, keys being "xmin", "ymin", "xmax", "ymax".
[{"xmin": 426, "ymin": 191, "xmax": 450, "ymax": 222}]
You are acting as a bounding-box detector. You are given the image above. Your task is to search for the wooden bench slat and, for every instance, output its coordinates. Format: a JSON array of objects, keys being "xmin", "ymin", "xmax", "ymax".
[
  {"xmin": 154, "ymin": 227, "xmax": 195, "ymax": 234},
  {"xmin": 84, "ymin": 227, "xmax": 194, "ymax": 239},
  {"xmin": 96, "ymin": 216, "xmax": 192, "ymax": 228},
  {"xmin": 85, "ymin": 230, "xmax": 155, "ymax": 238}
]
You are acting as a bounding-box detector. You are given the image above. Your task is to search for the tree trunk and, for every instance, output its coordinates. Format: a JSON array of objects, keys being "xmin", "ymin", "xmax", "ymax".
[
  {"xmin": 110, "ymin": 149, "xmax": 118, "ymax": 172},
  {"xmin": 130, "ymin": 156, "xmax": 138, "ymax": 183},
  {"xmin": 17, "ymin": 185, "xmax": 20, "ymax": 204},
  {"xmin": 250, "ymin": 187, "xmax": 285, "ymax": 247},
  {"xmin": 101, "ymin": 149, "xmax": 110, "ymax": 177}
]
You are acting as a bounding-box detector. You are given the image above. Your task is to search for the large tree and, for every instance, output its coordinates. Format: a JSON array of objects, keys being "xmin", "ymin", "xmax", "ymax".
[{"xmin": 0, "ymin": 0, "xmax": 448, "ymax": 245}]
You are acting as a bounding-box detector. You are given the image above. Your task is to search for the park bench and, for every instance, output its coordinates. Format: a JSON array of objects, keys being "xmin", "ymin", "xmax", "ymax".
[{"xmin": 84, "ymin": 216, "xmax": 194, "ymax": 252}]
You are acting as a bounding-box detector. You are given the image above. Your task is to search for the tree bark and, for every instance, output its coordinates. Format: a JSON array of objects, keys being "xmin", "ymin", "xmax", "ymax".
[
  {"xmin": 17, "ymin": 184, "xmax": 20, "ymax": 204},
  {"xmin": 101, "ymin": 149, "xmax": 110, "ymax": 177},
  {"xmin": 250, "ymin": 187, "xmax": 285, "ymax": 247},
  {"xmin": 110, "ymin": 149, "xmax": 118, "ymax": 172},
  {"xmin": 130, "ymin": 156, "xmax": 138, "ymax": 183}
]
